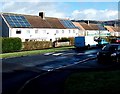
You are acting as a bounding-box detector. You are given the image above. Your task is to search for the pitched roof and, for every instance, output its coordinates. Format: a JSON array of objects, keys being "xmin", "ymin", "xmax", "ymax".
[
  {"xmin": 72, "ymin": 22, "xmax": 82, "ymax": 30},
  {"xmin": 45, "ymin": 17, "xmax": 65, "ymax": 29},
  {"xmin": 59, "ymin": 19, "xmax": 77, "ymax": 29},
  {"xmin": 89, "ymin": 24, "xmax": 99, "ymax": 30},
  {"xmin": 116, "ymin": 27, "xmax": 120, "ymax": 32},
  {"xmin": 78, "ymin": 22, "xmax": 93, "ymax": 30},
  {"xmin": 24, "ymin": 15, "xmax": 52, "ymax": 28},
  {"xmin": 2, "ymin": 13, "xmax": 74, "ymax": 29},
  {"xmin": 104, "ymin": 26, "xmax": 114, "ymax": 32},
  {"xmin": 105, "ymin": 26, "xmax": 117, "ymax": 32},
  {"xmin": 73, "ymin": 22, "xmax": 106, "ymax": 30},
  {"xmin": 104, "ymin": 26, "xmax": 120, "ymax": 32}
]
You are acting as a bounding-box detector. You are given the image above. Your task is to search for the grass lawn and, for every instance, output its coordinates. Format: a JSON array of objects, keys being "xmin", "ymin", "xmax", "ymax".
[
  {"xmin": 64, "ymin": 70, "xmax": 120, "ymax": 94},
  {"xmin": 0, "ymin": 46, "xmax": 74, "ymax": 58}
]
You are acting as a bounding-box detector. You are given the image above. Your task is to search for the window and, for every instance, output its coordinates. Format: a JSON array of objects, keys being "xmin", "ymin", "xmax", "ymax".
[
  {"xmin": 27, "ymin": 30, "xmax": 30, "ymax": 34},
  {"xmin": 35, "ymin": 30, "xmax": 38, "ymax": 34},
  {"xmin": 62, "ymin": 30, "xmax": 64, "ymax": 33},
  {"xmin": 69, "ymin": 30, "xmax": 71, "ymax": 33},
  {"xmin": 56, "ymin": 30, "xmax": 59, "ymax": 34},
  {"xmin": 73, "ymin": 30, "xmax": 75, "ymax": 33},
  {"xmin": 16, "ymin": 30, "xmax": 21, "ymax": 34},
  {"xmin": 43, "ymin": 30, "xmax": 46, "ymax": 33}
]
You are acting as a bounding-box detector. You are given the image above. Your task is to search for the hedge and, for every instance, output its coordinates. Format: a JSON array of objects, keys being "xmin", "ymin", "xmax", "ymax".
[
  {"xmin": 68, "ymin": 37, "xmax": 74, "ymax": 46},
  {"xmin": 2, "ymin": 37, "xmax": 22, "ymax": 53},
  {"xmin": 22, "ymin": 41, "xmax": 52, "ymax": 51}
]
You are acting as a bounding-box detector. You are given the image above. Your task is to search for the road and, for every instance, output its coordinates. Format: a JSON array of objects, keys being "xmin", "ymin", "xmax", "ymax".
[{"xmin": 2, "ymin": 48, "xmax": 120, "ymax": 94}]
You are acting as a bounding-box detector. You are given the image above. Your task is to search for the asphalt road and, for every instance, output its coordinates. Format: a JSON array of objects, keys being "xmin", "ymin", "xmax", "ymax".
[{"xmin": 2, "ymin": 48, "xmax": 120, "ymax": 94}]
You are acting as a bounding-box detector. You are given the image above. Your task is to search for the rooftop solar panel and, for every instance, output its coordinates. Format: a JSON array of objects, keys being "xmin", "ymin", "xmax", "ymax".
[
  {"xmin": 3, "ymin": 15, "xmax": 31, "ymax": 28},
  {"xmin": 60, "ymin": 19, "xmax": 76, "ymax": 29},
  {"xmin": 98, "ymin": 24, "xmax": 106, "ymax": 30}
]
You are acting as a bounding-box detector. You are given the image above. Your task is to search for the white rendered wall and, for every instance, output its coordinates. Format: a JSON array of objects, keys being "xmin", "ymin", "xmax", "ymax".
[
  {"xmin": 9, "ymin": 28, "xmax": 79, "ymax": 42},
  {"xmin": 86, "ymin": 30, "xmax": 110, "ymax": 36}
]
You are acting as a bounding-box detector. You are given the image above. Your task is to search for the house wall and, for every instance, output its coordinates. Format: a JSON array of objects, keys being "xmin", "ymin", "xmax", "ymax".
[
  {"xmin": 78, "ymin": 30, "xmax": 85, "ymax": 36},
  {"xmin": 1, "ymin": 17, "xmax": 9, "ymax": 37},
  {"xmin": 86, "ymin": 30, "xmax": 110, "ymax": 37},
  {"xmin": 114, "ymin": 32, "xmax": 120, "ymax": 37},
  {"xmin": 9, "ymin": 28, "xmax": 79, "ymax": 42}
]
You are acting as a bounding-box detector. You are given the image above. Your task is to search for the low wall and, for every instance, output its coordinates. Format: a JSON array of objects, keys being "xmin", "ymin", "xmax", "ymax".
[{"xmin": 55, "ymin": 42, "xmax": 70, "ymax": 47}]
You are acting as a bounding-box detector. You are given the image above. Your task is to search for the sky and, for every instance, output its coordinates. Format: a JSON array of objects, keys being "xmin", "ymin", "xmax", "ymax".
[{"xmin": 1, "ymin": 0, "xmax": 119, "ymax": 21}]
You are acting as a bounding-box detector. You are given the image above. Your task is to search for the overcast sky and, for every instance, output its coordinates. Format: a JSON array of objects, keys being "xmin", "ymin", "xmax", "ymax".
[{"xmin": 1, "ymin": 0, "xmax": 119, "ymax": 21}]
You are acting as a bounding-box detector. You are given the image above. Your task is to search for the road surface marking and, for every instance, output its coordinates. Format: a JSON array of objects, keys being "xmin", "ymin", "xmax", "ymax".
[
  {"xmin": 44, "ymin": 52, "xmax": 54, "ymax": 55},
  {"xmin": 52, "ymin": 53, "xmax": 63, "ymax": 56}
]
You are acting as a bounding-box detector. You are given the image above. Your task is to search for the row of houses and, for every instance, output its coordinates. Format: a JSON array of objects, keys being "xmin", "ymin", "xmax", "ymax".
[{"xmin": 0, "ymin": 12, "xmax": 120, "ymax": 42}]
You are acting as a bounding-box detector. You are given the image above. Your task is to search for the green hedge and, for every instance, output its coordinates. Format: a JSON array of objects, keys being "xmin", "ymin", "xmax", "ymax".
[
  {"xmin": 2, "ymin": 37, "xmax": 22, "ymax": 53},
  {"xmin": 22, "ymin": 41, "xmax": 52, "ymax": 51}
]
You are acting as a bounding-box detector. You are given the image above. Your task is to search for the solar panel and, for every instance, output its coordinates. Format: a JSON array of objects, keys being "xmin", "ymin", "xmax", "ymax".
[
  {"xmin": 60, "ymin": 19, "xmax": 76, "ymax": 29},
  {"xmin": 98, "ymin": 24, "xmax": 106, "ymax": 30},
  {"xmin": 3, "ymin": 15, "xmax": 31, "ymax": 28}
]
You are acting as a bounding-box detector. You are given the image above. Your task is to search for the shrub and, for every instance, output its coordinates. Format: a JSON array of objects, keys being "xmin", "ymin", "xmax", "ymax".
[
  {"xmin": 106, "ymin": 36, "xmax": 117, "ymax": 43},
  {"xmin": 2, "ymin": 37, "xmax": 22, "ymax": 53},
  {"xmin": 22, "ymin": 41, "xmax": 52, "ymax": 51},
  {"xmin": 68, "ymin": 37, "xmax": 74, "ymax": 46}
]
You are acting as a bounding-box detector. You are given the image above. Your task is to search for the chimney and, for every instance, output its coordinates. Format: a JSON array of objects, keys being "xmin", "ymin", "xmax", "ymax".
[
  {"xmin": 88, "ymin": 20, "xmax": 90, "ymax": 25},
  {"xmin": 114, "ymin": 21, "xmax": 117, "ymax": 27},
  {"xmin": 39, "ymin": 12, "xmax": 45, "ymax": 19}
]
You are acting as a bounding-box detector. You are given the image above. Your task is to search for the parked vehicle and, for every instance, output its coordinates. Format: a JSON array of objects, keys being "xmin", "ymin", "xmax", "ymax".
[
  {"xmin": 94, "ymin": 37, "xmax": 109, "ymax": 47},
  {"xmin": 115, "ymin": 38, "xmax": 120, "ymax": 43},
  {"xmin": 97, "ymin": 44, "xmax": 120, "ymax": 63},
  {"xmin": 74, "ymin": 36, "xmax": 98, "ymax": 48}
]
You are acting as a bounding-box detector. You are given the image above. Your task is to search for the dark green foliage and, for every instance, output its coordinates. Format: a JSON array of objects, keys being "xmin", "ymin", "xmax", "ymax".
[
  {"xmin": 22, "ymin": 41, "xmax": 52, "ymax": 51},
  {"xmin": 65, "ymin": 70, "xmax": 120, "ymax": 94},
  {"xmin": 2, "ymin": 37, "xmax": 22, "ymax": 53}
]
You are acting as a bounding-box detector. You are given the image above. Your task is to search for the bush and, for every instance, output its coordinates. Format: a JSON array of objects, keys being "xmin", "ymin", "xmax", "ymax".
[
  {"xmin": 106, "ymin": 36, "xmax": 117, "ymax": 43},
  {"xmin": 68, "ymin": 37, "xmax": 74, "ymax": 46},
  {"xmin": 22, "ymin": 41, "xmax": 52, "ymax": 51},
  {"xmin": 2, "ymin": 37, "xmax": 22, "ymax": 53}
]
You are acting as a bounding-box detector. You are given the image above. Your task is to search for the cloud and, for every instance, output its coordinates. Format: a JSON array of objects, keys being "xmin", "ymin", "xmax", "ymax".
[
  {"xmin": 1, "ymin": 2, "xmax": 118, "ymax": 21},
  {"xmin": 1, "ymin": 2, "xmax": 66, "ymax": 18},
  {"xmin": 71, "ymin": 9, "xmax": 118, "ymax": 21}
]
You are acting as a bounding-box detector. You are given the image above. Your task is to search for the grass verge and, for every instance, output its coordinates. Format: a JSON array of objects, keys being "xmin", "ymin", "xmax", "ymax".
[
  {"xmin": 64, "ymin": 70, "xmax": 120, "ymax": 94},
  {"xmin": 0, "ymin": 46, "xmax": 74, "ymax": 59}
]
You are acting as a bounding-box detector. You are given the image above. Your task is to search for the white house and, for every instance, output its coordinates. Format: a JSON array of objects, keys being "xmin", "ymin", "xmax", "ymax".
[
  {"xmin": 1, "ymin": 12, "xmax": 79, "ymax": 42},
  {"xmin": 104, "ymin": 26, "xmax": 120, "ymax": 37},
  {"xmin": 73, "ymin": 22, "xmax": 110, "ymax": 37}
]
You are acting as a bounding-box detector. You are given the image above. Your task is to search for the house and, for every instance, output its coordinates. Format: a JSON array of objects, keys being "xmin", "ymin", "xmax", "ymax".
[
  {"xmin": 73, "ymin": 22, "xmax": 110, "ymax": 37},
  {"xmin": 1, "ymin": 12, "xmax": 79, "ymax": 42},
  {"xmin": 104, "ymin": 26, "xmax": 120, "ymax": 36}
]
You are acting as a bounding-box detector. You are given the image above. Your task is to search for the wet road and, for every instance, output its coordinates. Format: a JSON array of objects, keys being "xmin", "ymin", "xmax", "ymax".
[
  {"xmin": 2, "ymin": 48, "xmax": 100, "ymax": 72},
  {"xmin": 2, "ymin": 48, "xmax": 120, "ymax": 94}
]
